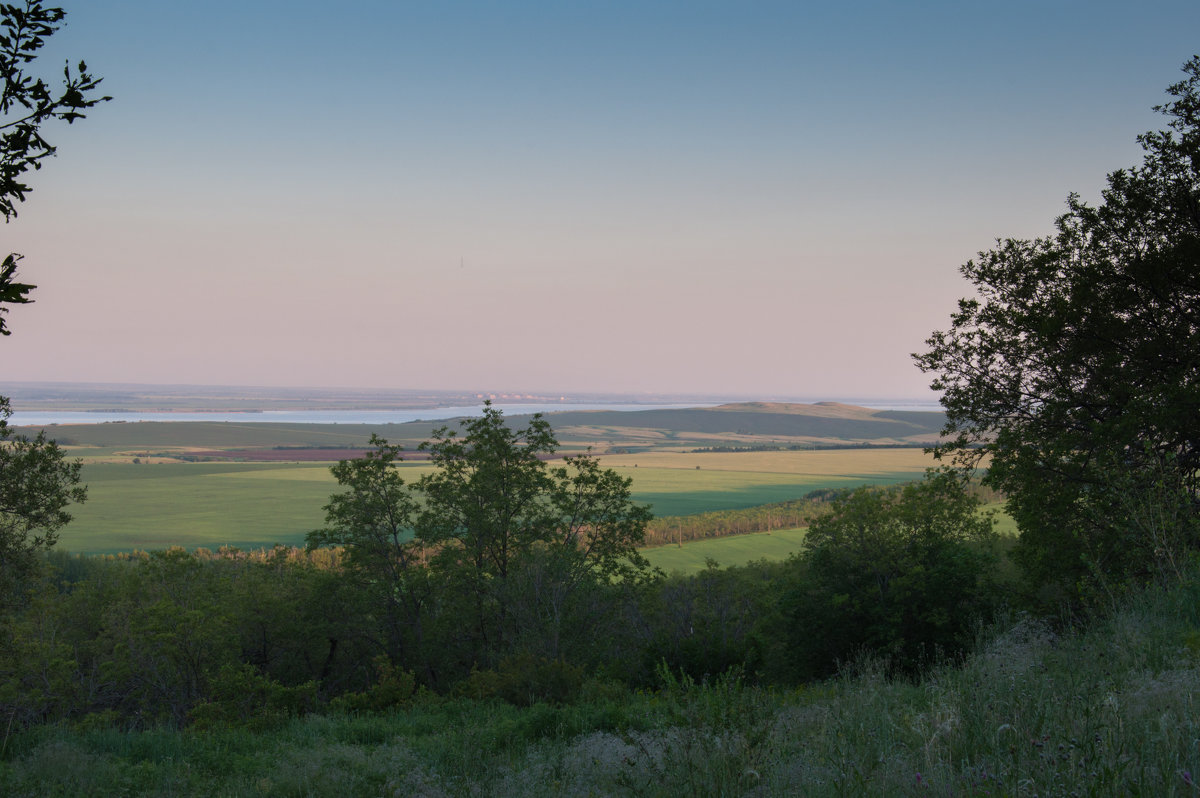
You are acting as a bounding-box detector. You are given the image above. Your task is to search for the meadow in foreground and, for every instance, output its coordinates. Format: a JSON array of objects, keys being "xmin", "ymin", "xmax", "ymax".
[{"xmin": 4, "ymin": 568, "xmax": 1198, "ymax": 797}]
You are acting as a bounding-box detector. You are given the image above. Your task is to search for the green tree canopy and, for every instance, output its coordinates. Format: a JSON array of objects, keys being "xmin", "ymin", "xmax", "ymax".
[
  {"xmin": 0, "ymin": 398, "xmax": 85, "ymax": 613},
  {"xmin": 306, "ymin": 435, "xmax": 430, "ymax": 673},
  {"xmin": 915, "ymin": 56, "xmax": 1200, "ymax": 599},
  {"xmin": 308, "ymin": 403, "xmax": 655, "ymax": 679},
  {"xmin": 418, "ymin": 403, "xmax": 654, "ymax": 665},
  {"xmin": 0, "ymin": 3, "xmax": 103, "ymax": 614},
  {"xmin": 0, "ymin": 1, "xmax": 109, "ymax": 332},
  {"xmin": 785, "ymin": 470, "xmax": 998, "ymax": 677}
]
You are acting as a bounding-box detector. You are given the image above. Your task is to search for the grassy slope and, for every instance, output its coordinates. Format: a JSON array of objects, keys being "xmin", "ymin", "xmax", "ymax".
[{"xmin": 5, "ymin": 573, "xmax": 1198, "ymax": 796}]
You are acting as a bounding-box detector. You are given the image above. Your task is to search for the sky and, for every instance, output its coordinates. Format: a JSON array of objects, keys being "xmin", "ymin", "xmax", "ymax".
[{"xmin": 2, "ymin": 0, "xmax": 1198, "ymax": 399}]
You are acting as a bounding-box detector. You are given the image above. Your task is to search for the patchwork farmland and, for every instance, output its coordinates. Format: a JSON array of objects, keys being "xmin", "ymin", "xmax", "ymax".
[{"xmin": 29, "ymin": 402, "xmax": 947, "ymax": 554}]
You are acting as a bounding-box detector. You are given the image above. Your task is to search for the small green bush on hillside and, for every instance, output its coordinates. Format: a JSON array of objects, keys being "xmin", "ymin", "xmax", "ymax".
[{"xmin": 783, "ymin": 469, "xmax": 1001, "ymax": 679}]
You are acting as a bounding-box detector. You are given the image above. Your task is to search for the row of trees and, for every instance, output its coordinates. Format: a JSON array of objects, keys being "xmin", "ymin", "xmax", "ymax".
[
  {"xmin": 642, "ymin": 490, "xmax": 841, "ymax": 547},
  {"xmin": 0, "ymin": 466, "xmax": 1009, "ymax": 728}
]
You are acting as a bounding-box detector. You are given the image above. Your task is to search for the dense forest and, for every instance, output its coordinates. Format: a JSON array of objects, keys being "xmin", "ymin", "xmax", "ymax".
[{"xmin": 0, "ymin": 469, "xmax": 1004, "ymax": 728}]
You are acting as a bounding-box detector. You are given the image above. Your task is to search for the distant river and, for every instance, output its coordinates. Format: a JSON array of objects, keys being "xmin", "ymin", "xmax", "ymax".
[
  {"xmin": 9, "ymin": 403, "xmax": 708, "ymax": 426},
  {"xmin": 9, "ymin": 399, "xmax": 942, "ymax": 427}
]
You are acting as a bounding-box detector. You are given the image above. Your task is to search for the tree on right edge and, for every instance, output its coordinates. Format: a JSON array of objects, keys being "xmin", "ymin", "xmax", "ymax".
[{"xmin": 915, "ymin": 57, "xmax": 1200, "ymax": 602}]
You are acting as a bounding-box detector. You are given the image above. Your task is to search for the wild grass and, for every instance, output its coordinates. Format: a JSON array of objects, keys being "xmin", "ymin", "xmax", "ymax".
[{"xmin": 5, "ymin": 571, "xmax": 1199, "ymax": 796}]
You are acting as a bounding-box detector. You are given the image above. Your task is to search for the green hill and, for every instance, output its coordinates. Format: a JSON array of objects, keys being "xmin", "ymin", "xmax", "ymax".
[
  {"xmin": 538, "ymin": 402, "xmax": 945, "ymax": 445},
  {"xmin": 21, "ymin": 402, "xmax": 944, "ymax": 454}
]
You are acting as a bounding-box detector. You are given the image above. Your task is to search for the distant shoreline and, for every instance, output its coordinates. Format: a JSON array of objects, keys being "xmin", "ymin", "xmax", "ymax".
[
  {"xmin": 3, "ymin": 382, "xmax": 943, "ymax": 425},
  {"xmin": 8, "ymin": 403, "xmax": 720, "ymax": 427},
  {"xmin": 10, "ymin": 399, "xmax": 945, "ymax": 428}
]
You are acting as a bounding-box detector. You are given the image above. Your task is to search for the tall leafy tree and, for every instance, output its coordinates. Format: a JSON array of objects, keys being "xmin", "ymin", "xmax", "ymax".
[
  {"xmin": 0, "ymin": 0, "xmax": 109, "ymax": 331},
  {"xmin": 0, "ymin": 400, "xmax": 85, "ymax": 613},
  {"xmin": 0, "ymin": 2, "xmax": 105, "ymax": 613},
  {"xmin": 306, "ymin": 436, "xmax": 431, "ymax": 677},
  {"xmin": 417, "ymin": 403, "xmax": 654, "ymax": 667},
  {"xmin": 915, "ymin": 57, "xmax": 1200, "ymax": 599},
  {"xmin": 308, "ymin": 406, "xmax": 655, "ymax": 678}
]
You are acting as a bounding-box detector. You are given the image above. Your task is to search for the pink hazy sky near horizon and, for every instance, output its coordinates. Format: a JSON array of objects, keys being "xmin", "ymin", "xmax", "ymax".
[{"xmin": 2, "ymin": 0, "xmax": 1197, "ymax": 399}]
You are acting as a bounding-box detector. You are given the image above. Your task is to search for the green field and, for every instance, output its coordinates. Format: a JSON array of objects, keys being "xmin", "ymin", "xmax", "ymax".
[
  {"xmin": 599, "ymin": 449, "xmax": 936, "ymax": 515},
  {"xmin": 61, "ymin": 462, "xmax": 436, "ymax": 553},
  {"xmin": 606, "ymin": 467, "xmax": 920, "ymax": 516},
  {"xmin": 58, "ymin": 448, "xmax": 937, "ymax": 554},
  {"xmin": 64, "ymin": 463, "xmax": 333, "ymax": 552},
  {"xmin": 640, "ymin": 504, "xmax": 1017, "ymax": 575},
  {"xmin": 641, "ymin": 527, "xmax": 808, "ymax": 573},
  {"xmin": 984, "ymin": 502, "xmax": 1018, "ymax": 535},
  {"xmin": 595, "ymin": 448, "xmax": 939, "ymax": 474}
]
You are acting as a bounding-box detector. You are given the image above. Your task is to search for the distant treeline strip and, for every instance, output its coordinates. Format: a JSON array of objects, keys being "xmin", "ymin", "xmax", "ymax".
[
  {"xmin": 688, "ymin": 442, "xmax": 939, "ymax": 453},
  {"xmin": 643, "ymin": 488, "xmax": 845, "ymax": 547},
  {"xmin": 642, "ymin": 479, "xmax": 1005, "ymax": 548}
]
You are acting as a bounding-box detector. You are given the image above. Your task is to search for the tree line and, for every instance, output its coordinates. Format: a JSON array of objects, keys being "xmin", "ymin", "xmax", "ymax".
[
  {"xmin": 0, "ymin": 462, "xmax": 1006, "ymax": 729},
  {"xmin": 643, "ymin": 490, "xmax": 841, "ymax": 546},
  {"xmin": 643, "ymin": 481, "xmax": 1004, "ymax": 547}
]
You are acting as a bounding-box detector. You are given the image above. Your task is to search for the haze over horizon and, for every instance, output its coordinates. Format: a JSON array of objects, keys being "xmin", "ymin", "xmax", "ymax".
[{"xmin": 4, "ymin": 1, "xmax": 1197, "ymax": 398}]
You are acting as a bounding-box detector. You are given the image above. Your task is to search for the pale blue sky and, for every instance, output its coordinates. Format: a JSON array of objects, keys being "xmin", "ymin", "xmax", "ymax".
[{"xmin": 4, "ymin": 1, "xmax": 1197, "ymax": 398}]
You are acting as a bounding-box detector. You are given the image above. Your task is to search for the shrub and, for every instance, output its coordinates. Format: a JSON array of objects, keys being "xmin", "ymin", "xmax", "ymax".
[
  {"xmin": 327, "ymin": 656, "xmax": 417, "ymax": 714},
  {"xmin": 187, "ymin": 663, "xmax": 316, "ymax": 731},
  {"xmin": 784, "ymin": 469, "xmax": 1001, "ymax": 678},
  {"xmin": 452, "ymin": 654, "xmax": 585, "ymax": 707}
]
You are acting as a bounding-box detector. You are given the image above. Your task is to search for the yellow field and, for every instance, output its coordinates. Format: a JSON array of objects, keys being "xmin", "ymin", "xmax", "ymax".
[
  {"xmin": 206, "ymin": 463, "xmax": 438, "ymax": 484},
  {"xmin": 595, "ymin": 448, "xmax": 940, "ymax": 475}
]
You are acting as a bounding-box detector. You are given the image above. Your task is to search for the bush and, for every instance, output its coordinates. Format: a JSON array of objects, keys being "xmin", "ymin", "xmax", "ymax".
[
  {"xmin": 187, "ymin": 663, "xmax": 316, "ymax": 731},
  {"xmin": 327, "ymin": 656, "xmax": 417, "ymax": 714},
  {"xmin": 784, "ymin": 470, "xmax": 1001, "ymax": 678},
  {"xmin": 453, "ymin": 654, "xmax": 585, "ymax": 707}
]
